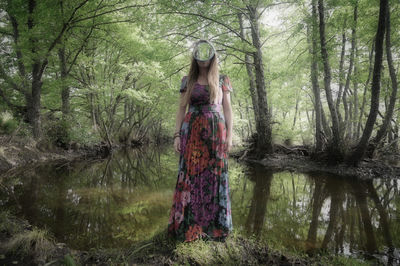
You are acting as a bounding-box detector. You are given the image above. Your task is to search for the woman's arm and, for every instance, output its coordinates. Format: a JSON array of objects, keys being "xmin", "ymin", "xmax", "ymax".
[
  {"xmin": 174, "ymin": 93, "xmax": 187, "ymax": 153},
  {"xmin": 222, "ymin": 89, "xmax": 233, "ymax": 145},
  {"xmin": 175, "ymin": 94, "xmax": 187, "ymax": 134}
]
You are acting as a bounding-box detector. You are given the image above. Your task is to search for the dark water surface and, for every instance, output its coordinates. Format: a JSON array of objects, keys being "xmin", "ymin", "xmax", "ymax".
[{"xmin": 1, "ymin": 145, "xmax": 399, "ymax": 263}]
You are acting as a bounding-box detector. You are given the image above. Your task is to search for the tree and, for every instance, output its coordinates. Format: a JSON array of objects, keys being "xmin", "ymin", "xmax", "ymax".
[
  {"xmin": 317, "ymin": 0, "xmax": 344, "ymax": 162},
  {"xmin": 0, "ymin": 0, "xmax": 150, "ymax": 139},
  {"xmin": 308, "ymin": 0, "xmax": 323, "ymax": 152},
  {"xmin": 345, "ymin": 0, "xmax": 388, "ymax": 166},
  {"xmin": 366, "ymin": 3, "xmax": 398, "ymax": 157}
]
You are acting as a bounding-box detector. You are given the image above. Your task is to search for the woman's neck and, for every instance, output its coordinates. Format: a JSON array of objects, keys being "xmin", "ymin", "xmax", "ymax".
[{"xmin": 198, "ymin": 66, "xmax": 208, "ymax": 77}]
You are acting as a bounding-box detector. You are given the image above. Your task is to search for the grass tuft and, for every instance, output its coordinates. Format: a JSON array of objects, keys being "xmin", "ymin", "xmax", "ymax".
[{"xmin": 2, "ymin": 227, "xmax": 55, "ymax": 264}]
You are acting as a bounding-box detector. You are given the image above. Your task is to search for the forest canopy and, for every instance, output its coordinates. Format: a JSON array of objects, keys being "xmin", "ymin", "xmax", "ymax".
[{"xmin": 0, "ymin": 0, "xmax": 398, "ymax": 166}]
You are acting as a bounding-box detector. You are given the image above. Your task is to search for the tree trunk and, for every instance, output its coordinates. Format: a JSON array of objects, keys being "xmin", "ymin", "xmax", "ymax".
[
  {"xmin": 306, "ymin": 175, "xmax": 325, "ymax": 251},
  {"xmin": 58, "ymin": 44, "xmax": 70, "ymax": 117},
  {"xmin": 365, "ymin": 180, "xmax": 393, "ymax": 250},
  {"xmin": 367, "ymin": 4, "xmax": 398, "ymax": 157},
  {"xmin": 28, "ymin": 0, "xmax": 41, "ymax": 139},
  {"xmin": 391, "ymin": 123, "xmax": 399, "ymax": 152},
  {"xmin": 248, "ymin": 4, "xmax": 273, "ymax": 157},
  {"xmin": 245, "ymin": 98, "xmax": 253, "ymax": 138},
  {"xmin": 30, "ymin": 69, "xmax": 42, "ymax": 139},
  {"xmin": 321, "ymin": 180, "xmax": 342, "ymax": 249},
  {"xmin": 352, "ymin": 45, "xmax": 359, "ymax": 141},
  {"xmin": 346, "ymin": 0, "xmax": 388, "ymax": 166},
  {"xmin": 343, "ymin": 0, "xmax": 358, "ymax": 142},
  {"xmin": 351, "ymin": 181, "xmax": 378, "ymax": 253},
  {"xmin": 292, "ymin": 96, "xmax": 299, "ymax": 130},
  {"xmin": 238, "ymin": 100, "xmax": 245, "ymax": 139},
  {"xmin": 238, "ymin": 13, "xmax": 260, "ymax": 138},
  {"xmin": 308, "ymin": 0, "xmax": 323, "ymax": 152},
  {"xmin": 356, "ymin": 42, "xmax": 374, "ymax": 140},
  {"xmin": 245, "ymin": 168, "xmax": 273, "ymax": 237},
  {"xmin": 320, "ymin": 103, "xmax": 331, "ymax": 140},
  {"xmin": 318, "ymin": 0, "xmax": 343, "ymax": 162},
  {"xmin": 336, "ymin": 22, "xmax": 346, "ymax": 123}
]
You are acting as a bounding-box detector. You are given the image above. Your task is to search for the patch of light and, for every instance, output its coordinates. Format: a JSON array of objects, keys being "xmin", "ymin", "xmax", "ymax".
[{"xmin": 260, "ymin": 3, "xmax": 296, "ymax": 29}]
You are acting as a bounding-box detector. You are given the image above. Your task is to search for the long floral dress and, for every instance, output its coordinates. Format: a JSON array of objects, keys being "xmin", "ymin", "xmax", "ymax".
[{"xmin": 167, "ymin": 74, "xmax": 234, "ymax": 242}]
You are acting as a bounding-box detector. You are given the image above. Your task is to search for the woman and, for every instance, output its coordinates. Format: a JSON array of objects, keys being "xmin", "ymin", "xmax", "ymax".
[{"xmin": 167, "ymin": 39, "xmax": 234, "ymax": 242}]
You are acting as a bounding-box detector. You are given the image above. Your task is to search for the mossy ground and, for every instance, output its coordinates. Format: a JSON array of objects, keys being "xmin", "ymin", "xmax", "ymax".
[{"xmin": 0, "ymin": 210, "xmax": 370, "ymax": 265}]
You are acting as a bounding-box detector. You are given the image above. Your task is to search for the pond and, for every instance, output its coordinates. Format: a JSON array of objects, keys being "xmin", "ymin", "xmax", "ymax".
[{"xmin": 0, "ymin": 145, "xmax": 399, "ymax": 264}]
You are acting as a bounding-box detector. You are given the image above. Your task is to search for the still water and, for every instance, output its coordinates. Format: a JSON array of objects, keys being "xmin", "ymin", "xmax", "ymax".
[{"xmin": 0, "ymin": 145, "xmax": 399, "ymax": 262}]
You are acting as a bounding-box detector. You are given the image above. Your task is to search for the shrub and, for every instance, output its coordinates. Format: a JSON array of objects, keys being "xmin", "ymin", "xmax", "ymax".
[
  {"xmin": 43, "ymin": 118, "xmax": 72, "ymax": 148},
  {"xmin": 2, "ymin": 119, "xmax": 18, "ymax": 134},
  {"xmin": 0, "ymin": 111, "xmax": 18, "ymax": 134}
]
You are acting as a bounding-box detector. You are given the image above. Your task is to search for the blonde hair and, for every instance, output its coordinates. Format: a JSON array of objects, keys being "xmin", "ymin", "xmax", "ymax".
[{"xmin": 180, "ymin": 51, "xmax": 220, "ymax": 107}]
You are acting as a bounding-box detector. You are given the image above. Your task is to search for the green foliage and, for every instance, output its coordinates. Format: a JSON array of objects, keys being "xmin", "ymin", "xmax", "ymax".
[
  {"xmin": 0, "ymin": 0, "xmax": 398, "ymax": 151},
  {"xmin": 63, "ymin": 254, "xmax": 77, "ymax": 266},
  {"xmin": 68, "ymin": 122, "xmax": 100, "ymax": 146},
  {"xmin": 43, "ymin": 117, "xmax": 72, "ymax": 148},
  {"xmin": 1, "ymin": 119, "xmax": 18, "ymax": 134},
  {"xmin": 0, "ymin": 111, "xmax": 18, "ymax": 134},
  {"xmin": 0, "ymin": 211, "xmax": 25, "ymax": 235}
]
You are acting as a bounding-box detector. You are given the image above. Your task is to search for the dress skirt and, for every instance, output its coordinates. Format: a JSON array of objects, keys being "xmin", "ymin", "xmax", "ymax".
[{"xmin": 167, "ymin": 103, "xmax": 233, "ymax": 242}]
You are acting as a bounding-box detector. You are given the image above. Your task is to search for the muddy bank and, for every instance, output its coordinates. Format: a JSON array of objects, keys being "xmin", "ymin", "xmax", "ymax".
[
  {"xmin": 0, "ymin": 135, "xmax": 111, "ymax": 176},
  {"xmin": 233, "ymin": 144, "xmax": 400, "ymax": 179}
]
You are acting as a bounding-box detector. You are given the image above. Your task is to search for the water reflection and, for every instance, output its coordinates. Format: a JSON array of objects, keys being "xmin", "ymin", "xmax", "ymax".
[
  {"xmin": 232, "ymin": 164, "xmax": 399, "ymax": 263},
  {"xmin": 0, "ymin": 145, "xmax": 399, "ymax": 264},
  {"xmin": 0, "ymin": 146, "xmax": 178, "ymax": 249},
  {"xmin": 245, "ymin": 168, "xmax": 273, "ymax": 237}
]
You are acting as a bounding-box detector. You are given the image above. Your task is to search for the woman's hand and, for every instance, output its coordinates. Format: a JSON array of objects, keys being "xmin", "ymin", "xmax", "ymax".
[
  {"xmin": 174, "ymin": 137, "xmax": 181, "ymax": 153},
  {"xmin": 224, "ymin": 137, "xmax": 232, "ymax": 153}
]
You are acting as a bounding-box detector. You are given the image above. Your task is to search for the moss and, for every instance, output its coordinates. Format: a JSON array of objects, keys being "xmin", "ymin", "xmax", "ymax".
[
  {"xmin": 174, "ymin": 239, "xmax": 215, "ymax": 265},
  {"xmin": 122, "ymin": 228, "xmax": 309, "ymax": 265}
]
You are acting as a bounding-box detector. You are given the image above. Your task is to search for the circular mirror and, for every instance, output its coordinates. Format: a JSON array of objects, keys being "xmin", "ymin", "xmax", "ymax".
[{"xmin": 192, "ymin": 40, "xmax": 215, "ymax": 61}]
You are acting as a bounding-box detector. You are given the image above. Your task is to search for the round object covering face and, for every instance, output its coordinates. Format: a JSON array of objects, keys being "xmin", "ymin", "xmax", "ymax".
[{"xmin": 193, "ymin": 40, "xmax": 215, "ymax": 61}]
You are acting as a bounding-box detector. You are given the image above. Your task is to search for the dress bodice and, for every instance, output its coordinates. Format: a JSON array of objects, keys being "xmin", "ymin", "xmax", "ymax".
[
  {"xmin": 190, "ymin": 83, "xmax": 213, "ymax": 105},
  {"xmin": 179, "ymin": 75, "xmax": 233, "ymax": 106}
]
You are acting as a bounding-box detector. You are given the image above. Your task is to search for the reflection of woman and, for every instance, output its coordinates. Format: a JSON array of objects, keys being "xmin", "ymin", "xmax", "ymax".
[{"xmin": 167, "ymin": 39, "xmax": 234, "ymax": 242}]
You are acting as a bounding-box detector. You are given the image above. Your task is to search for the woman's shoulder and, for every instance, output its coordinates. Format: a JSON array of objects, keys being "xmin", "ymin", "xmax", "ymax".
[
  {"xmin": 181, "ymin": 75, "xmax": 189, "ymax": 86},
  {"xmin": 180, "ymin": 75, "xmax": 188, "ymax": 93}
]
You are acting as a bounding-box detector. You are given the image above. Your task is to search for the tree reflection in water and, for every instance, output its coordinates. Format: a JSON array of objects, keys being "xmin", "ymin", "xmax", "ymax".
[
  {"xmin": 245, "ymin": 165, "xmax": 273, "ymax": 238},
  {"xmin": 1, "ymin": 147, "xmax": 399, "ymax": 264},
  {"xmin": 235, "ymin": 165, "xmax": 397, "ymax": 263},
  {"xmin": 0, "ymin": 146, "xmax": 176, "ymax": 250}
]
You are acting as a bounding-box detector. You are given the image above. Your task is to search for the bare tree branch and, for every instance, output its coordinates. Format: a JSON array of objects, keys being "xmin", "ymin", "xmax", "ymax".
[
  {"xmin": 71, "ymin": 3, "xmax": 154, "ymax": 24},
  {"xmin": 155, "ymin": 10, "xmax": 253, "ymax": 46}
]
